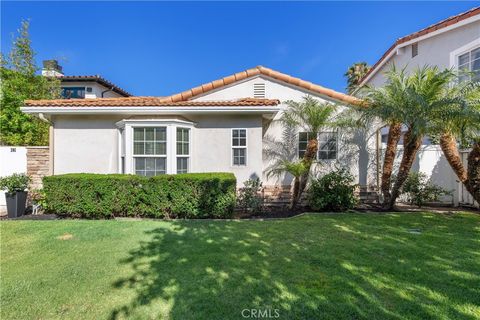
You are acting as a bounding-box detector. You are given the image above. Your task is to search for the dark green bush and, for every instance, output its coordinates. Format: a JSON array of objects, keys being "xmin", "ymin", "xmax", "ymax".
[
  {"xmin": 308, "ymin": 168, "xmax": 358, "ymax": 212},
  {"xmin": 401, "ymin": 172, "xmax": 450, "ymax": 207},
  {"xmin": 42, "ymin": 173, "xmax": 236, "ymax": 219}
]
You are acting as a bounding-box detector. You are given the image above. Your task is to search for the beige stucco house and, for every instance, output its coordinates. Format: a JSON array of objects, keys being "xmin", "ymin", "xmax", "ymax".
[{"xmin": 22, "ymin": 66, "xmax": 378, "ymax": 190}]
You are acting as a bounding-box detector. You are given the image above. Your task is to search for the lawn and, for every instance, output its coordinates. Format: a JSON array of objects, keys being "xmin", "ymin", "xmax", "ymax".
[{"xmin": 1, "ymin": 212, "xmax": 479, "ymax": 320}]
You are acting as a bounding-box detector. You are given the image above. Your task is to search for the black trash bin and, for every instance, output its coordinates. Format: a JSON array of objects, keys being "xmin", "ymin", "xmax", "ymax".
[{"xmin": 6, "ymin": 191, "xmax": 27, "ymax": 218}]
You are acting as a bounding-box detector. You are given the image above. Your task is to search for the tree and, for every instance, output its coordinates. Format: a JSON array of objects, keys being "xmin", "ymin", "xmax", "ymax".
[
  {"xmin": 360, "ymin": 66, "xmax": 409, "ymax": 207},
  {"xmin": 387, "ymin": 67, "xmax": 459, "ymax": 209},
  {"xmin": 344, "ymin": 62, "xmax": 371, "ymax": 94},
  {"xmin": 361, "ymin": 66, "xmax": 461, "ymax": 209},
  {"xmin": 433, "ymin": 81, "xmax": 480, "ymax": 204},
  {"xmin": 0, "ymin": 20, "xmax": 60, "ymax": 146},
  {"xmin": 265, "ymin": 96, "xmax": 338, "ymax": 209}
]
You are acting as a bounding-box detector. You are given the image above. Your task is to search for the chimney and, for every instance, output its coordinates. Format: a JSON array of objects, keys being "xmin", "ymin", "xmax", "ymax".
[{"xmin": 42, "ymin": 60, "xmax": 64, "ymax": 77}]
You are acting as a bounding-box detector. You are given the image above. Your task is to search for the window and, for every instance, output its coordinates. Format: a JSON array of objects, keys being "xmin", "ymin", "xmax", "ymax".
[
  {"xmin": 411, "ymin": 43, "xmax": 418, "ymax": 58},
  {"xmin": 458, "ymin": 47, "xmax": 480, "ymax": 82},
  {"xmin": 318, "ymin": 132, "xmax": 337, "ymax": 160},
  {"xmin": 232, "ymin": 129, "xmax": 247, "ymax": 165},
  {"xmin": 298, "ymin": 132, "xmax": 316, "ymax": 158},
  {"xmin": 133, "ymin": 127, "xmax": 167, "ymax": 176},
  {"xmin": 298, "ymin": 131, "xmax": 337, "ymax": 160},
  {"xmin": 176, "ymin": 128, "xmax": 190, "ymax": 173},
  {"xmin": 62, "ymin": 87, "xmax": 85, "ymax": 99}
]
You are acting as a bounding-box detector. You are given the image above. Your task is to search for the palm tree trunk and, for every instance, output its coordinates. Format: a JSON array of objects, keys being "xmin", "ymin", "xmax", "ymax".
[
  {"xmin": 290, "ymin": 176, "xmax": 301, "ymax": 209},
  {"xmin": 298, "ymin": 138, "xmax": 318, "ymax": 204},
  {"xmin": 381, "ymin": 122, "xmax": 402, "ymax": 205},
  {"xmin": 439, "ymin": 132, "xmax": 468, "ymax": 183},
  {"xmin": 387, "ymin": 128, "xmax": 423, "ymax": 209},
  {"xmin": 467, "ymin": 141, "xmax": 480, "ymax": 205}
]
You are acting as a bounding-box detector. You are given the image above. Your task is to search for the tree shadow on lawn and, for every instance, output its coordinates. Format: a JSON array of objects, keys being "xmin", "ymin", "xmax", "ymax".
[{"xmin": 109, "ymin": 214, "xmax": 480, "ymax": 319}]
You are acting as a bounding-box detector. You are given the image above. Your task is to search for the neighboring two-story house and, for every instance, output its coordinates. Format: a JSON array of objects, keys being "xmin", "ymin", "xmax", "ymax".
[
  {"xmin": 41, "ymin": 60, "xmax": 131, "ymax": 99},
  {"xmin": 360, "ymin": 7, "xmax": 480, "ymax": 206}
]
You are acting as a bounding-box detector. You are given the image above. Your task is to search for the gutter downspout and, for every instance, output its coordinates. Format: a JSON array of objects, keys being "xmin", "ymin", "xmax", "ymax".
[
  {"xmin": 39, "ymin": 113, "xmax": 54, "ymax": 176},
  {"xmin": 376, "ymin": 128, "xmax": 381, "ymax": 195},
  {"xmin": 101, "ymin": 87, "xmax": 114, "ymax": 98}
]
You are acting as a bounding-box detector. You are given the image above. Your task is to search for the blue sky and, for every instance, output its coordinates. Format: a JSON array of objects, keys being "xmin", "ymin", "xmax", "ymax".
[{"xmin": 1, "ymin": 1, "xmax": 476, "ymax": 96}]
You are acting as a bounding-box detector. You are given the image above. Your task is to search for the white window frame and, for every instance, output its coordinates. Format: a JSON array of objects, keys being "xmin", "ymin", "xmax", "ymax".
[
  {"xmin": 317, "ymin": 131, "xmax": 338, "ymax": 161},
  {"xmin": 132, "ymin": 127, "xmax": 168, "ymax": 176},
  {"xmin": 450, "ymin": 38, "xmax": 480, "ymax": 78},
  {"xmin": 298, "ymin": 130, "xmax": 338, "ymax": 161},
  {"xmin": 176, "ymin": 127, "xmax": 191, "ymax": 174},
  {"xmin": 116, "ymin": 119, "xmax": 194, "ymax": 175},
  {"xmin": 231, "ymin": 128, "xmax": 248, "ymax": 166}
]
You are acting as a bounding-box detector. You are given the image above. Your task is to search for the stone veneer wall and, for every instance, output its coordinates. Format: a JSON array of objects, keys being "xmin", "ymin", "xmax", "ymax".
[{"xmin": 26, "ymin": 146, "xmax": 50, "ymax": 190}]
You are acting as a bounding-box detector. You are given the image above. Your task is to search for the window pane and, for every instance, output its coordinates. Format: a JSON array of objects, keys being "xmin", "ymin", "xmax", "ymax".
[
  {"xmin": 177, "ymin": 157, "xmax": 188, "ymax": 174},
  {"xmin": 145, "ymin": 142, "xmax": 155, "ymax": 155},
  {"xmin": 239, "ymin": 130, "xmax": 246, "ymax": 138},
  {"xmin": 472, "ymin": 58, "xmax": 480, "ymax": 72},
  {"xmin": 239, "ymin": 137, "xmax": 246, "ymax": 146},
  {"xmin": 145, "ymin": 158, "xmax": 155, "ymax": 170},
  {"xmin": 156, "ymin": 128, "xmax": 167, "ymax": 141},
  {"xmin": 134, "ymin": 142, "xmax": 144, "ymax": 155},
  {"xmin": 145, "ymin": 128, "xmax": 155, "ymax": 140},
  {"xmin": 459, "ymin": 53, "xmax": 470, "ymax": 66},
  {"xmin": 134, "ymin": 128, "xmax": 144, "ymax": 141},
  {"xmin": 232, "ymin": 129, "xmax": 239, "ymax": 139},
  {"xmin": 135, "ymin": 158, "xmax": 145, "ymax": 170},
  {"xmin": 156, "ymin": 158, "xmax": 166, "ymax": 173},
  {"xmin": 318, "ymin": 132, "xmax": 337, "ymax": 160},
  {"xmin": 155, "ymin": 142, "xmax": 166, "ymax": 155},
  {"xmin": 472, "ymin": 47, "xmax": 480, "ymax": 61}
]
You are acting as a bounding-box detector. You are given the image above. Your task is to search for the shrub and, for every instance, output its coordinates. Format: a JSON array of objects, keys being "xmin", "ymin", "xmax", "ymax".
[
  {"xmin": 42, "ymin": 173, "xmax": 236, "ymax": 219},
  {"xmin": 237, "ymin": 178, "xmax": 263, "ymax": 213},
  {"xmin": 0, "ymin": 173, "xmax": 30, "ymax": 194},
  {"xmin": 401, "ymin": 172, "xmax": 450, "ymax": 207},
  {"xmin": 308, "ymin": 169, "xmax": 358, "ymax": 212}
]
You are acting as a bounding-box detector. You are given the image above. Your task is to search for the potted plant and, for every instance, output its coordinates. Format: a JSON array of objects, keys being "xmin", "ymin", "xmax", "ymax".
[{"xmin": 0, "ymin": 173, "xmax": 31, "ymax": 218}]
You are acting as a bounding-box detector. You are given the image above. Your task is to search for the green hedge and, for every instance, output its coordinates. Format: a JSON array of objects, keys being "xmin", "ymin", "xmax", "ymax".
[{"xmin": 42, "ymin": 173, "xmax": 236, "ymax": 219}]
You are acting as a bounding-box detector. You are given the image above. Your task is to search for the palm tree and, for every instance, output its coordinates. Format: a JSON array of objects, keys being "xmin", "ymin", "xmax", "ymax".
[
  {"xmin": 281, "ymin": 97, "xmax": 337, "ymax": 203},
  {"xmin": 387, "ymin": 66, "xmax": 459, "ymax": 208},
  {"xmin": 345, "ymin": 62, "xmax": 371, "ymax": 94},
  {"xmin": 265, "ymin": 96, "xmax": 338, "ymax": 209},
  {"xmin": 433, "ymin": 81, "xmax": 480, "ymax": 204},
  {"xmin": 360, "ymin": 66, "xmax": 409, "ymax": 207},
  {"xmin": 266, "ymin": 160, "xmax": 308, "ymax": 209}
]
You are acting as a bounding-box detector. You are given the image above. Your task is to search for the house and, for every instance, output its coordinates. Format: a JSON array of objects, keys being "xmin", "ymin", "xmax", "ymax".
[
  {"xmin": 41, "ymin": 60, "xmax": 131, "ymax": 99},
  {"xmin": 360, "ymin": 6, "xmax": 480, "ymax": 206},
  {"xmin": 22, "ymin": 66, "xmax": 378, "ymax": 192}
]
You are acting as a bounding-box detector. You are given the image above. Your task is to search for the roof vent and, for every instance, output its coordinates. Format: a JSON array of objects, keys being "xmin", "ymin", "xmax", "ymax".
[{"xmin": 253, "ymin": 83, "xmax": 266, "ymax": 98}]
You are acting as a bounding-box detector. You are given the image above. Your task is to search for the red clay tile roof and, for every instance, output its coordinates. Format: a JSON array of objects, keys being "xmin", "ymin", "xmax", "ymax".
[
  {"xmin": 60, "ymin": 75, "xmax": 132, "ymax": 97},
  {"xmin": 360, "ymin": 7, "xmax": 480, "ymax": 84},
  {"xmin": 24, "ymin": 97, "xmax": 280, "ymax": 107},
  {"xmin": 163, "ymin": 66, "xmax": 361, "ymax": 105}
]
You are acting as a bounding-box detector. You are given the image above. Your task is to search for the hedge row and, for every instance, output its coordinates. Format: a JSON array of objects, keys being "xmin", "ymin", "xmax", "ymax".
[{"xmin": 42, "ymin": 173, "xmax": 236, "ymax": 219}]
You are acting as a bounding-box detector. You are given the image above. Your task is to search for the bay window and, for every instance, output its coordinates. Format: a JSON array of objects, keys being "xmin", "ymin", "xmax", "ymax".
[{"xmin": 116, "ymin": 119, "xmax": 194, "ymax": 175}]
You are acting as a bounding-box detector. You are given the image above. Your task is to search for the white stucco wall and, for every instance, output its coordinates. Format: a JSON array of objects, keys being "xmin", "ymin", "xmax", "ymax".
[
  {"xmin": 192, "ymin": 76, "xmax": 379, "ymax": 187},
  {"xmin": 53, "ymin": 115, "xmax": 120, "ymax": 174},
  {"xmin": 367, "ymin": 20, "xmax": 480, "ymax": 87}
]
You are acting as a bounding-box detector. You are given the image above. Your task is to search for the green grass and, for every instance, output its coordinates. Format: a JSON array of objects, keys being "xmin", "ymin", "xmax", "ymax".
[{"xmin": 1, "ymin": 212, "xmax": 479, "ymax": 320}]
